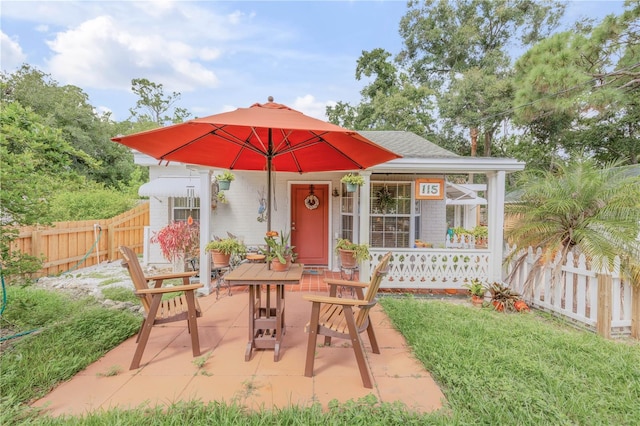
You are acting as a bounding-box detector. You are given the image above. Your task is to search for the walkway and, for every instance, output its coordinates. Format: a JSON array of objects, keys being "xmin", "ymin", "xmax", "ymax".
[{"xmin": 32, "ymin": 269, "xmax": 445, "ymax": 417}]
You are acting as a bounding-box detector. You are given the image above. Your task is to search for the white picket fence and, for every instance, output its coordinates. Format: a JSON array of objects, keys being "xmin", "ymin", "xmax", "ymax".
[{"xmin": 504, "ymin": 245, "xmax": 638, "ymax": 338}]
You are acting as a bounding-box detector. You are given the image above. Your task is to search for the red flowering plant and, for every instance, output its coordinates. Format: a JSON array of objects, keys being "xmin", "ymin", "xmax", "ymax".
[{"xmin": 150, "ymin": 220, "xmax": 200, "ymax": 262}]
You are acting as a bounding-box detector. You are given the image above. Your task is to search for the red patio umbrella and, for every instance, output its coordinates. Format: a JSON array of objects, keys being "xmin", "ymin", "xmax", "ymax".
[{"xmin": 112, "ymin": 98, "xmax": 401, "ymax": 232}]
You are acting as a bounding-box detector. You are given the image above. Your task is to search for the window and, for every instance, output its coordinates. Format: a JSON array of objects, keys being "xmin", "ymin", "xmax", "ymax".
[
  {"xmin": 172, "ymin": 197, "xmax": 200, "ymax": 222},
  {"xmin": 340, "ymin": 184, "xmax": 356, "ymax": 241},
  {"xmin": 369, "ymin": 182, "xmax": 419, "ymax": 248}
]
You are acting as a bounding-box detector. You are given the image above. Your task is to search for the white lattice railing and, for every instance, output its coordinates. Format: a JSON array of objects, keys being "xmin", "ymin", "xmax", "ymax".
[{"xmin": 368, "ymin": 248, "xmax": 491, "ymax": 289}]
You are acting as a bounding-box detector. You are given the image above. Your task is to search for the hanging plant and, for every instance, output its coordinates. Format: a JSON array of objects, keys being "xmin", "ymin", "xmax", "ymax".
[
  {"xmin": 376, "ymin": 185, "xmax": 396, "ymax": 214},
  {"xmin": 216, "ymin": 171, "xmax": 235, "ymax": 190}
]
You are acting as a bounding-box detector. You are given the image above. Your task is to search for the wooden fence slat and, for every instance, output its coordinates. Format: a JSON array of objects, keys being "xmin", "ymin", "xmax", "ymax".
[
  {"xmin": 11, "ymin": 203, "xmax": 149, "ymax": 277},
  {"xmin": 596, "ymin": 274, "xmax": 612, "ymax": 339}
]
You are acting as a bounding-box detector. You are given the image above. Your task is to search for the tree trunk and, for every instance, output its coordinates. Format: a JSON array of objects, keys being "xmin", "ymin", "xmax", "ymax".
[
  {"xmin": 470, "ymin": 127, "xmax": 478, "ymax": 157},
  {"xmin": 484, "ymin": 131, "xmax": 492, "ymax": 157}
]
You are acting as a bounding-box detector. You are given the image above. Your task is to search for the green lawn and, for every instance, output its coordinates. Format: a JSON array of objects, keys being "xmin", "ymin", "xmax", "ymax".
[{"xmin": 1, "ymin": 286, "xmax": 638, "ymax": 425}]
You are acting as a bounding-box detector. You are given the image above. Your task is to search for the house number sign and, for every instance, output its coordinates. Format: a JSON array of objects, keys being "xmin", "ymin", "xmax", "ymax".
[{"xmin": 415, "ymin": 179, "xmax": 444, "ymax": 200}]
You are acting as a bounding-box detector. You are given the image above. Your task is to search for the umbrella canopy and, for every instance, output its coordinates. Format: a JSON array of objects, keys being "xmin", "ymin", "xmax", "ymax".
[{"xmin": 112, "ymin": 98, "xmax": 401, "ymax": 231}]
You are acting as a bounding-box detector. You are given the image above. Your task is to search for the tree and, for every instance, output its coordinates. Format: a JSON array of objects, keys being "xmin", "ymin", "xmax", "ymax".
[
  {"xmin": 128, "ymin": 78, "xmax": 191, "ymax": 126},
  {"xmin": 0, "ymin": 103, "xmax": 85, "ymax": 278},
  {"xmin": 513, "ymin": 2, "xmax": 640, "ymax": 165},
  {"xmin": 397, "ymin": 0, "xmax": 565, "ymax": 157},
  {"xmin": 505, "ymin": 157, "xmax": 640, "ymax": 289},
  {"xmin": 0, "ymin": 65, "xmax": 137, "ymax": 187},
  {"xmin": 326, "ymin": 48, "xmax": 435, "ymax": 136}
]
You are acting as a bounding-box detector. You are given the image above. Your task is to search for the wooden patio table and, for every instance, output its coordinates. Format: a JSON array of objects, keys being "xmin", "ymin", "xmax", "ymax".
[{"xmin": 223, "ymin": 262, "xmax": 304, "ymax": 361}]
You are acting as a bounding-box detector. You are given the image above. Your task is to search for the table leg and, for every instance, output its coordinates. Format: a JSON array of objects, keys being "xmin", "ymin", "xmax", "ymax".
[
  {"xmin": 245, "ymin": 285, "xmax": 255, "ymax": 361},
  {"xmin": 280, "ymin": 285, "xmax": 286, "ymax": 336},
  {"xmin": 266, "ymin": 285, "xmax": 271, "ymax": 318},
  {"xmin": 274, "ymin": 284, "xmax": 283, "ymax": 361}
]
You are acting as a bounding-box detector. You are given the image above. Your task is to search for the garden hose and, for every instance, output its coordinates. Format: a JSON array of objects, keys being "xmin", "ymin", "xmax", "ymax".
[
  {"xmin": 0, "ymin": 227, "xmax": 103, "ymax": 342},
  {"xmin": 57, "ymin": 225, "xmax": 103, "ymax": 276}
]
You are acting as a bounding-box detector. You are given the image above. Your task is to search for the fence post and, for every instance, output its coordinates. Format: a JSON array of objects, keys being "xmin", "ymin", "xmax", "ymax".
[
  {"xmin": 596, "ymin": 273, "xmax": 612, "ymax": 339},
  {"xmin": 632, "ymin": 285, "xmax": 640, "ymax": 340}
]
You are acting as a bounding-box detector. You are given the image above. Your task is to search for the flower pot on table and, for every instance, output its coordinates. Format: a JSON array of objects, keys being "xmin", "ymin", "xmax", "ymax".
[{"xmin": 270, "ymin": 255, "xmax": 292, "ymax": 272}]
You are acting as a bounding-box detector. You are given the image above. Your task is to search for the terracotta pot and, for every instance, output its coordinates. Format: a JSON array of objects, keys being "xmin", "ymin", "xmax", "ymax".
[
  {"xmin": 211, "ymin": 250, "xmax": 231, "ymax": 267},
  {"xmin": 471, "ymin": 295, "xmax": 483, "ymax": 306},
  {"xmin": 444, "ymin": 288, "xmax": 458, "ymax": 295},
  {"xmin": 514, "ymin": 300, "xmax": 530, "ymax": 312},
  {"xmin": 270, "ymin": 255, "xmax": 292, "ymax": 272},
  {"xmin": 339, "ymin": 249, "xmax": 358, "ymax": 269},
  {"xmin": 492, "ymin": 300, "xmax": 504, "ymax": 312}
]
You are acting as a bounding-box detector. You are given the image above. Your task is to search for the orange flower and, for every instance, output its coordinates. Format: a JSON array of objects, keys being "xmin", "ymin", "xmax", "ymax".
[{"xmin": 266, "ymin": 231, "xmax": 279, "ymax": 237}]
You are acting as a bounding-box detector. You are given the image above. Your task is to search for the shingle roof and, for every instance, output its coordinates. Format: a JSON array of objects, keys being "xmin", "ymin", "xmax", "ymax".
[{"xmin": 358, "ymin": 130, "xmax": 459, "ymax": 159}]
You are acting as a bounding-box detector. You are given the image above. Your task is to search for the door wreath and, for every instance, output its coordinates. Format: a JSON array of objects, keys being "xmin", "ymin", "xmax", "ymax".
[{"xmin": 304, "ymin": 194, "xmax": 319, "ymax": 210}]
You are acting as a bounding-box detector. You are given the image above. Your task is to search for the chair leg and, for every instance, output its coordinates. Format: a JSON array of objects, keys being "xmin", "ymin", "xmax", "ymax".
[
  {"xmin": 365, "ymin": 317, "xmax": 380, "ymax": 354},
  {"xmin": 184, "ymin": 291, "xmax": 200, "ymax": 357},
  {"xmin": 305, "ymin": 302, "xmax": 321, "ymax": 378},
  {"xmin": 344, "ymin": 306, "xmax": 373, "ymax": 389},
  {"xmin": 135, "ymin": 320, "xmax": 144, "ymax": 343},
  {"xmin": 130, "ymin": 295, "xmax": 162, "ymax": 370}
]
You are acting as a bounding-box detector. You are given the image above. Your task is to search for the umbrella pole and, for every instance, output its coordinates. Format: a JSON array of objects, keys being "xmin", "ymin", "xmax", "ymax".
[{"xmin": 267, "ymin": 129, "xmax": 272, "ymax": 269}]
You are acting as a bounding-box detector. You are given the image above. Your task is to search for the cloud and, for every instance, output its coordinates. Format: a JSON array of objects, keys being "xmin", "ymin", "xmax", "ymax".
[
  {"xmin": 0, "ymin": 31, "xmax": 27, "ymax": 72},
  {"xmin": 45, "ymin": 15, "xmax": 220, "ymax": 92},
  {"xmin": 292, "ymin": 95, "xmax": 332, "ymax": 120}
]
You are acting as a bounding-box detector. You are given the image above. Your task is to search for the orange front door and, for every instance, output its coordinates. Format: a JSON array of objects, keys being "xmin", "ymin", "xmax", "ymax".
[{"xmin": 291, "ymin": 184, "xmax": 328, "ymax": 266}]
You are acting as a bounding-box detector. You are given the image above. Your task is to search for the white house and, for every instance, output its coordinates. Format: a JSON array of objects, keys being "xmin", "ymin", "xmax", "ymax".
[{"xmin": 135, "ymin": 130, "xmax": 524, "ymax": 294}]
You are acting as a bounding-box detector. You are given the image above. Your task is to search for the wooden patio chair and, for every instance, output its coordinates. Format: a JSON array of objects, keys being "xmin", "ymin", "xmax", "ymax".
[
  {"xmin": 304, "ymin": 251, "xmax": 392, "ymax": 388},
  {"xmin": 119, "ymin": 245, "xmax": 203, "ymax": 370}
]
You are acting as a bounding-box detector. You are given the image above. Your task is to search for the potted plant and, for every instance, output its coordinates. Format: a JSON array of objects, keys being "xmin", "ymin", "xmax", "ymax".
[
  {"xmin": 340, "ymin": 173, "xmax": 365, "ymax": 193},
  {"xmin": 335, "ymin": 238, "xmax": 369, "ymax": 269},
  {"xmin": 472, "ymin": 225, "xmax": 488, "ymax": 247},
  {"xmin": 260, "ymin": 230, "xmax": 296, "ymax": 271},
  {"xmin": 150, "ymin": 221, "xmax": 200, "ymax": 272},
  {"xmin": 205, "ymin": 236, "xmax": 246, "ymax": 267},
  {"xmin": 463, "ymin": 278, "xmax": 486, "ymax": 305},
  {"xmin": 487, "ymin": 282, "xmax": 528, "ymax": 312},
  {"xmin": 216, "ymin": 171, "xmax": 235, "ymax": 190}
]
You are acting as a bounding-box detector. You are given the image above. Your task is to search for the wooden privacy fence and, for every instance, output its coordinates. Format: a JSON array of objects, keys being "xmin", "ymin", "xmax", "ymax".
[
  {"xmin": 505, "ymin": 244, "xmax": 639, "ymax": 340},
  {"xmin": 13, "ymin": 203, "xmax": 149, "ymax": 278}
]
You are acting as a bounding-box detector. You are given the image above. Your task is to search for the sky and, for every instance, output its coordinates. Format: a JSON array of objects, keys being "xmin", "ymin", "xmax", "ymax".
[{"xmin": 0, "ymin": 1, "xmax": 627, "ymax": 122}]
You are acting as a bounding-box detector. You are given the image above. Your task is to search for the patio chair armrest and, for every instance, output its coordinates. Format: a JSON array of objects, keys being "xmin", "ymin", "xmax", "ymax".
[
  {"xmin": 303, "ymin": 294, "xmax": 370, "ymax": 307},
  {"xmin": 145, "ymin": 271, "xmax": 198, "ymax": 281},
  {"xmin": 323, "ymin": 278, "xmax": 369, "ymax": 288},
  {"xmin": 135, "ymin": 283, "xmax": 203, "ymax": 295}
]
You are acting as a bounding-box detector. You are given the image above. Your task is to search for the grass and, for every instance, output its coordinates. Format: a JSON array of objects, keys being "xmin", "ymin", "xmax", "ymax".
[
  {"xmin": 380, "ymin": 296, "xmax": 640, "ymax": 425},
  {"xmin": 101, "ymin": 286, "xmax": 139, "ymax": 303},
  {"xmin": 1, "ymin": 287, "xmax": 639, "ymax": 425}
]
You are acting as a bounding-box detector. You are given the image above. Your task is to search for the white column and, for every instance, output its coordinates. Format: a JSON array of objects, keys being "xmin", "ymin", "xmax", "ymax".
[
  {"xmin": 487, "ymin": 170, "xmax": 506, "ymax": 283},
  {"xmin": 198, "ymin": 169, "xmax": 213, "ymax": 294},
  {"xmin": 358, "ymin": 171, "xmax": 372, "ymax": 281}
]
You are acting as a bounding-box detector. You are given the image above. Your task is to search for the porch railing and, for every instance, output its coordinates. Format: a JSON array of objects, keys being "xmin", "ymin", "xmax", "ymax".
[{"xmin": 369, "ymin": 248, "xmax": 490, "ymax": 289}]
